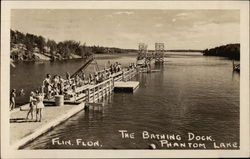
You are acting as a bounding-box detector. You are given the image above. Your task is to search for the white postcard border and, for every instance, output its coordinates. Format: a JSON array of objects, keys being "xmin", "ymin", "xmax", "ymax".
[{"xmin": 1, "ymin": 1, "xmax": 249, "ymax": 158}]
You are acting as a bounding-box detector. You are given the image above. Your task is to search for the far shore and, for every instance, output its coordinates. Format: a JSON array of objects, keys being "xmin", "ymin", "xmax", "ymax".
[{"xmin": 12, "ymin": 52, "xmax": 138, "ymax": 63}]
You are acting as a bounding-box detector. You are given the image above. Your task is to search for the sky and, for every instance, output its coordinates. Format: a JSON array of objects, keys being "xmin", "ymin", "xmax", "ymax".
[{"xmin": 11, "ymin": 9, "xmax": 240, "ymax": 50}]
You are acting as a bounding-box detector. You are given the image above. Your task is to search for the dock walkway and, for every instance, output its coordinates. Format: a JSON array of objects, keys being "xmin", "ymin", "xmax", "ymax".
[{"xmin": 10, "ymin": 103, "xmax": 85, "ymax": 149}]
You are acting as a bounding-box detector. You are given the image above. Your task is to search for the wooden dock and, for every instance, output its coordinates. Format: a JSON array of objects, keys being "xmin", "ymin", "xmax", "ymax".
[
  {"xmin": 114, "ymin": 81, "xmax": 139, "ymax": 93},
  {"xmin": 10, "ymin": 103, "xmax": 85, "ymax": 150}
]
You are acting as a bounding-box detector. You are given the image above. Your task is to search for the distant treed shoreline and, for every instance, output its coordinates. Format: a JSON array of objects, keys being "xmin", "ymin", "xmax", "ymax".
[
  {"xmin": 10, "ymin": 30, "xmax": 240, "ymax": 62},
  {"xmin": 10, "ymin": 30, "xmax": 137, "ymax": 62},
  {"xmin": 203, "ymin": 44, "xmax": 240, "ymax": 60}
]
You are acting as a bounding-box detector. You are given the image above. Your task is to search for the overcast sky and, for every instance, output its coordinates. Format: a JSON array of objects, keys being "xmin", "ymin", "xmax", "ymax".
[{"xmin": 11, "ymin": 9, "xmax": 240, "ymax": 50}]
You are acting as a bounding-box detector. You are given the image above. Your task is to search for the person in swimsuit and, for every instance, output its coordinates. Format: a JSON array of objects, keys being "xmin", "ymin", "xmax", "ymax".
[
  {"xmin": 35, "ymin": 92, "xmax": 45, "ymax": 122},
  {"xmin": 43, "ymin": 74, "xmax": 52, "ymax": 99},
  {"xmin": 58, "ymin": 76, "xmax": 65, "ymax": 95},
  {"xmin": 10, "ymin": 89, "xmax": 16, "ymax": 111},
  {"xmin": 52, "ymin": 75, "xmax": 59, "ymax": 96},
  {"xmin": 26, "ymin": 91, "xmax": 37, "ymax": 120}
]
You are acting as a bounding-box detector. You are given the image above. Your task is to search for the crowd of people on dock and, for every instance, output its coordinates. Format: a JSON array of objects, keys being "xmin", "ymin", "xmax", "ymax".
[
  {"xmin": 41, "ymin": 62, "xmax": 136, "ymax": 100},
  {"xmin": 10, "ymin": 62, "xmax": 137, "ymax": 117}
]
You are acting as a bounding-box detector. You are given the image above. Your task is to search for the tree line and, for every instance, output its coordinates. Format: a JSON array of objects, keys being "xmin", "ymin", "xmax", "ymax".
[
  {"xmin": 10, "ymin": 30, "xmax": 137, "ymax": 61},
  {"xmin": 203, "ymin": 43, "xmax": 240, "ymax": 60}
]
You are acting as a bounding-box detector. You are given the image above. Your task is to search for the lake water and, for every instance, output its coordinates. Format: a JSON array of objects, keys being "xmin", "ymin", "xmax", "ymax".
[{"xmin": 11, "ymin": 52, "xmax": 240, "ymax": 149}]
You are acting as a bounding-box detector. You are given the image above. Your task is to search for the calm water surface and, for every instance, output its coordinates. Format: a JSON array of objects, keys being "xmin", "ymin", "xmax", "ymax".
[{"xmin": 11, "ymin": 52, "xmax": 239, "ymax": 149}]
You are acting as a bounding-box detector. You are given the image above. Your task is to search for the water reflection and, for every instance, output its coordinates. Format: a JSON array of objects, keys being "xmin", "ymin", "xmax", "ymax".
[{"xmin": 232, "ymin": 70, "xmax": 240, "ymax": 81}]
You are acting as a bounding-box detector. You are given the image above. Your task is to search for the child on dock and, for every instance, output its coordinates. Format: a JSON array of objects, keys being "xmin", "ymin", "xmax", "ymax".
[{"xmin": 26, "ymin": 91, "xmax": 36, "ymax": 120}]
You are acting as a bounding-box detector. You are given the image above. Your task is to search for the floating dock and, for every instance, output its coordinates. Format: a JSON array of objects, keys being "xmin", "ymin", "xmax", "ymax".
[{"xmin": 114, "ymin": 81, "xmax": 139, "ymax": 93}]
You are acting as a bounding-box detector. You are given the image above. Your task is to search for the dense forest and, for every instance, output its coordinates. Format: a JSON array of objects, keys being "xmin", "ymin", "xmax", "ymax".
[
  {"xmin": 10, "ymin": 30, "xmax": 137, "ymax": 61},
  {"xmin": 203, "ymin": 44, "xmax": 240, "ymax": 60}
]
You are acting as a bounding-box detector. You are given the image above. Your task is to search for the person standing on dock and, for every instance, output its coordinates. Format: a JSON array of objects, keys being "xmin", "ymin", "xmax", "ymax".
[
  {"xmin": 10, "ymin": 89, "xmax": 16, "ymax": 111},
  {"xmin": 100, "ymin": 72, "xmax": 104, "ymax": 83},
  {"xmin": 52, "ymin": 75, "xmax": 60, "ymax": 96},
  {"xmin": 66, "ymin": 72, "xmax": 75, "ymax": 88},
  {"xmin": 43, "ymin": 74, "xmax": 52, "ymax": 99},
  {"xmin": 82, "ymin": 73, "xmax": 87, "ymax": 84},
  {"xmin": 94, "ymin": 72, "xmax": 99, "ymax": 84},
  {"xmin": 66, "ymin": 72, "xmax": 71, "ymax": 82},
  {"xmin": 80, "ymin": 70, "xmax": 86, "ymax": 82},
  {"xmin": 110, "ymin": 64, "xmax": 114, "ymax": 74},
  {"xmin": 75, "ymin": 75, "xmax": 81, "ymax": 86},
  {"xmin": 35, "ymin": 92, "xmax": 45, "ymax": 122},
  {"xmin": 58, "ymin": 76, "xmax": 65, "ymax": 95},
  {"xmin": 88, "ymin": 73, "xmax": 93, "ymax": 84},
  {"xmin": 118, "ymin": 63, "xmax": 122, "ymax": 72},
  {"xmin": 26, "ymin": 91, "xmax": 36, "ymax": 120}
]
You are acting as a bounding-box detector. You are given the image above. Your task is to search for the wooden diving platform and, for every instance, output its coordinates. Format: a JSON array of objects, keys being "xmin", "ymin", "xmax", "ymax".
[{"xmin": 114, "ymin": 81, "xmax": 139, "ymax": 93}]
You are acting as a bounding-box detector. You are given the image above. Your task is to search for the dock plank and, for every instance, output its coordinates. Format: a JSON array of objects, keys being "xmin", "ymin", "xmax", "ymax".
[{"xmin": 10, "ymin": 103, "xmax": 85, "ymax": 149}]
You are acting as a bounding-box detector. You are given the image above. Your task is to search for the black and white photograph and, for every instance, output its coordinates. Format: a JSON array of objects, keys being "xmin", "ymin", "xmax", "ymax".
[{"xmin": 1, "ymin": 1, "xmax": 249, "ymax": 158}]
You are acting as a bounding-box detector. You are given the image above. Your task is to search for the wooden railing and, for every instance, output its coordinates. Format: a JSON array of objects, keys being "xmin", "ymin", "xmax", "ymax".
[
  {"xmin": 86, "ymin": 78, "xmax": 114, "ymax": 103},
  {"xmin": 122, "ymin": 68, "xmax": 137, "ymax": 81},
  {"xmin": 65, "ymin": 67, "xmax": 137, "ymax": 103}
]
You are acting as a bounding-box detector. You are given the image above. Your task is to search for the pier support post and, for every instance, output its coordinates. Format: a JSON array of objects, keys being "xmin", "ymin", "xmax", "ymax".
[
  {"xmin": 112, "ymin": 78, "xmax": 114, "ymax": 91},
  {"xmin": 93, "ymin": 87, "xmax": 95, "ymax": 102},
  {"xmin": 108, "ymin": 79, "xmax": 111, "ymax": 94},
  {"xmin": 97, "ymin": 86, "xmax": 100, "ymax": 102},
  {"xmin": 87, "ymin": 88, "xmax": 90, "ymax": 103},
  {"xmin": 101, "ymin": 83, "xmax": 104, "ymax": 100}
]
